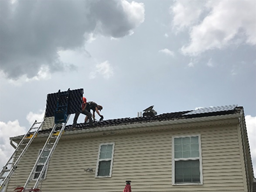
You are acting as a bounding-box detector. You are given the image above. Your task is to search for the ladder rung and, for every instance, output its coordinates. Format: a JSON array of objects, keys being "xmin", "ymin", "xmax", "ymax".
[
  {"xmin": 1, "ymin": 121, "xmax": 42, "ymax": 188},
  {"xmin": 50, "ymin": 137, "xmax": 57, "ymax": 140},
  {"xmin": 43, "ymin": 149, "xmax": 51, "ymax": 151},
  {"xmin": 40, "ymin": 156, "xmax": 48, "ymax": 159},
  {"xmin": 47, "ymin": 143, "xmax": 54, "ymax": 145}
]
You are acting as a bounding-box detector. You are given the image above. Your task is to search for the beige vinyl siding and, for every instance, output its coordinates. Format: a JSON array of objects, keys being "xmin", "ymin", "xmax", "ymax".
[{"xmin": 7, "ymin": 122, "xmax": 247, "ymax": 192}]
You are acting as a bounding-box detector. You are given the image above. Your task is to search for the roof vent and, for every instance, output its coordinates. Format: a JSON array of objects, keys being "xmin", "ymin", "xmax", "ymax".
[{"xmin": 143, "ymin": 105, "xmax": 157, "ymax": 117}]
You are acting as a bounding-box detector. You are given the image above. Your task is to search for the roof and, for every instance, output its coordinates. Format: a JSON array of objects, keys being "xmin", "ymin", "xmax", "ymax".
[{"xmin": 38, "ymin": 105, "xmax": 241, "ymax": 134}]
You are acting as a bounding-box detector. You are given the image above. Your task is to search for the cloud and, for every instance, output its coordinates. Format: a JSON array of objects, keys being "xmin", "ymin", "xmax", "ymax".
[
  {"xmin": 170, "ymin": 0, "xmax": 205, "ymax": 31},
  {"xmin": 26, "ymin": 110, "xmax": 45, "ymax": 125},
  {"xmin": 246, "ymin": 115, "xmax": 256, "ymax": 177},
  {"xmin": 0, "ymin": 110, "xmax": 44, "ymax": 173},
  {"xmin": 0, "ymin": 0, "xmax": 144, "ymax": 80},
  {"xmin": 159, "ymin": 49, "xmax": 175, "ymax": 57},
  {"xmin": 171, "ymin": 0, "xmax": 256, "ymax": 55},
  {"xmin": 0, "ymin": 120, "xmax": 26, "ymax": 172},
  {"xmin": 89, "ymin": 60, "xmax": 114, "ymax": 79},
  {"xmin": 91, "ymin": 0, "xmax": 145, "ymax": 37}
]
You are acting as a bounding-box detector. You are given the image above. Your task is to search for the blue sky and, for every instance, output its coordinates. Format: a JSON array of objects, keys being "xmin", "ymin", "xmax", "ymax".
[{"xmin": 0, "ymin": 0, "xmax": 256, "ymax": 177}]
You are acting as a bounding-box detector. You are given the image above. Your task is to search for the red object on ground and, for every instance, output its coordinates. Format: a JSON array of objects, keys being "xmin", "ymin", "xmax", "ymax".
[
  {"xmin": 14, "ymin": 187, "xmax": 24, "ymax": 192},
  {"xmin": 14, "ymin": 187, "xmax": 40, "ymax": 192},
  {"xmin": 30, "ymin": 189, "xmax": 40, "ymax": 192},
  {"xmin": 123, "ymin": 184, "xmax": 131, "ymax": 192}
]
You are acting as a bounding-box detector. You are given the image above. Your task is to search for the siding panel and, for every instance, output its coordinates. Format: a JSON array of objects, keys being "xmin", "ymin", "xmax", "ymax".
[{"xmin": 6, "ymin": 123, "xmax": 247, "ymax": 192}]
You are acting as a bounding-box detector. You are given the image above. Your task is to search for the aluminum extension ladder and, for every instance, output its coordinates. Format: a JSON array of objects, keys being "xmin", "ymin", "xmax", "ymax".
[
  {"xmin": 0, "ymin": 121, "xmax": 42, "ymax": 192},
  {"xmin": 21, "ymin": 121, "xmax": 68, "ymax": 192},
  {"xmin": 21, "ymin": 90, "xmax": 71, "ymax": 192}
]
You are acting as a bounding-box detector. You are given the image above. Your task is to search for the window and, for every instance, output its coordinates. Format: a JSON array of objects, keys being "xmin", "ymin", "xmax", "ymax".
[
  {"xmin": 96, "ymin": 143, "xmax": 114, "ymax": 177},
  {"xmin": 33, "ymin": 149, "xmax": 49, "ymax": 180},
  {"xmin": 172, "ymin": 135, "xmax": 202, "ymax": 185}
]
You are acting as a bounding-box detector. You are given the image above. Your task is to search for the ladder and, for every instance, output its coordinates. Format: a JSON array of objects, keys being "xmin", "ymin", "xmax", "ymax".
[
  {"xmin": 0, "ymin": 121, "xmax": 42, "ymax": 192},
  {"xmin": 21, "ymin": 90, "xmax": 71, "ymax": 192}
]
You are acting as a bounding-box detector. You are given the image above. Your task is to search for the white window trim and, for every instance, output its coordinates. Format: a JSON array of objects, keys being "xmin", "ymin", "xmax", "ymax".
[
  {"xmin": 32, "ymin": 149, "xmax": 49, "ymax": 180},
  {"xmin": 95, "ymin": 142, "xmax": 115, "ymax": 178},
  {"xmin": 172, "ymin": 134, "xmax": 203, "ymax": 185}
]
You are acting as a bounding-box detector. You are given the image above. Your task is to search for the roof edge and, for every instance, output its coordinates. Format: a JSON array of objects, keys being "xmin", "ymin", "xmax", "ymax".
[{"xmin": 10, "ymin": 112, "xmax": 241, "ymax": 141}]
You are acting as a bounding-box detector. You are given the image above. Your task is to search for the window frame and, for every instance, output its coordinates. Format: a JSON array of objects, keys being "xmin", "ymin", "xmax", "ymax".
[
  {"xmin": 172, "ymin": 134, "xmax": 203, "ymax": 185},
  {"xmin": 32, "ymin": 149, "xmax": 49, "ymax": 180},
  {"xmin": 95, "ymin": 143, "xmax": 115, "ymax": 178}
]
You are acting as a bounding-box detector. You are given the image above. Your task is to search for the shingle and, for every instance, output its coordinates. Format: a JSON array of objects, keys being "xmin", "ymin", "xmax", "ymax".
[{"xmin": 37, "ymin": 105, "xmax": 239, "ymax": 134}]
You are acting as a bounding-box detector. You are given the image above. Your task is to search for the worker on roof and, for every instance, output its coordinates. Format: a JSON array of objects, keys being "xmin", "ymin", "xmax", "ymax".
[
  {"xmin": 85, "ymin": 101, "xmax": 104, "ymax": 122},
  {"xmin": 72, "ymin": 97, "xmax": 92, "ymax": 128}
]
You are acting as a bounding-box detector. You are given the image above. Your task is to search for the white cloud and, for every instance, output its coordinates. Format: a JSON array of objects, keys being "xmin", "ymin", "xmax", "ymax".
[
  {"xmin": 26, "ymin": 110, "xmax": 45, "ymax": 125},
  {"xmin": 121, "ymin": 0, "xmax": 145, "ymax": 30},
  {"xmin": 164, "ymin": 33, "xmax": 169, "ymax": 38},
  {"xmin": 23, "ymin": 65, "xmax": 52, "ymax": 82},
  {"xmin": 170, "ymin": 0, "xmax": 205, "ymax": 31},
  {"xmin": 90, "ymin": 61, "xmax": 114, "ymax": 79},
  {"xmin": 159, "ymin": 49, "xmax": 175, "ymax": 57},
  {"xmin": 0, "ymin": 110, "xmax": 45, "ymax": 174},
  {"xmin": 171, "ymin": 0, "xmax": 256, "ymax": 55},
  {"xmin": 246, "ymin": 115, "xmax": 256, "ymax": 177},
  {"xmin": 0, "ymin": 120, "xmax": 26, "ymax": 172}
]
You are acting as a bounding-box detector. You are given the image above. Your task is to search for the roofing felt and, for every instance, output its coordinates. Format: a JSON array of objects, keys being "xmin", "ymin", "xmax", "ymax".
[{"xmin": 38, "ymin": 105, "xmax": 241, "ymax": 134}]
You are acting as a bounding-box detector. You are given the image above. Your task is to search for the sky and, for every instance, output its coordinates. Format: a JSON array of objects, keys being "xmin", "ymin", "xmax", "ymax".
[{"xmin": 0, "ymin": 0, "xmax": 255, "ymax": 178}]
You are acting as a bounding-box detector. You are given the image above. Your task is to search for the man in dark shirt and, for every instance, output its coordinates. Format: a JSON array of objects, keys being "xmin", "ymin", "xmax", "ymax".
[
  {"xmin": 85, "ymin": 101, "xmax": 104, "ymax": 122},
  {"xmin": 72, "ymin": 97, "xmax": 92, "ymax": 128}
]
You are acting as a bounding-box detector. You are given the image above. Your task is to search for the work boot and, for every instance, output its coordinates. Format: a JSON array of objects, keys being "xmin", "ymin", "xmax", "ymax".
[{"xmin": 72, "ymin": 124, "xmax": 76, "ymax": 129}]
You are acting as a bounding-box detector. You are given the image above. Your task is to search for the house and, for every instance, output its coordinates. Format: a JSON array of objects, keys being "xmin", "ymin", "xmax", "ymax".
[
  {"xmin": 4, "ymin": 105, "xmax": 255, "ymax": 191},
  {"xmin": 254, "ymin": 178, "xmax": 256, "ymax": 192}
]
